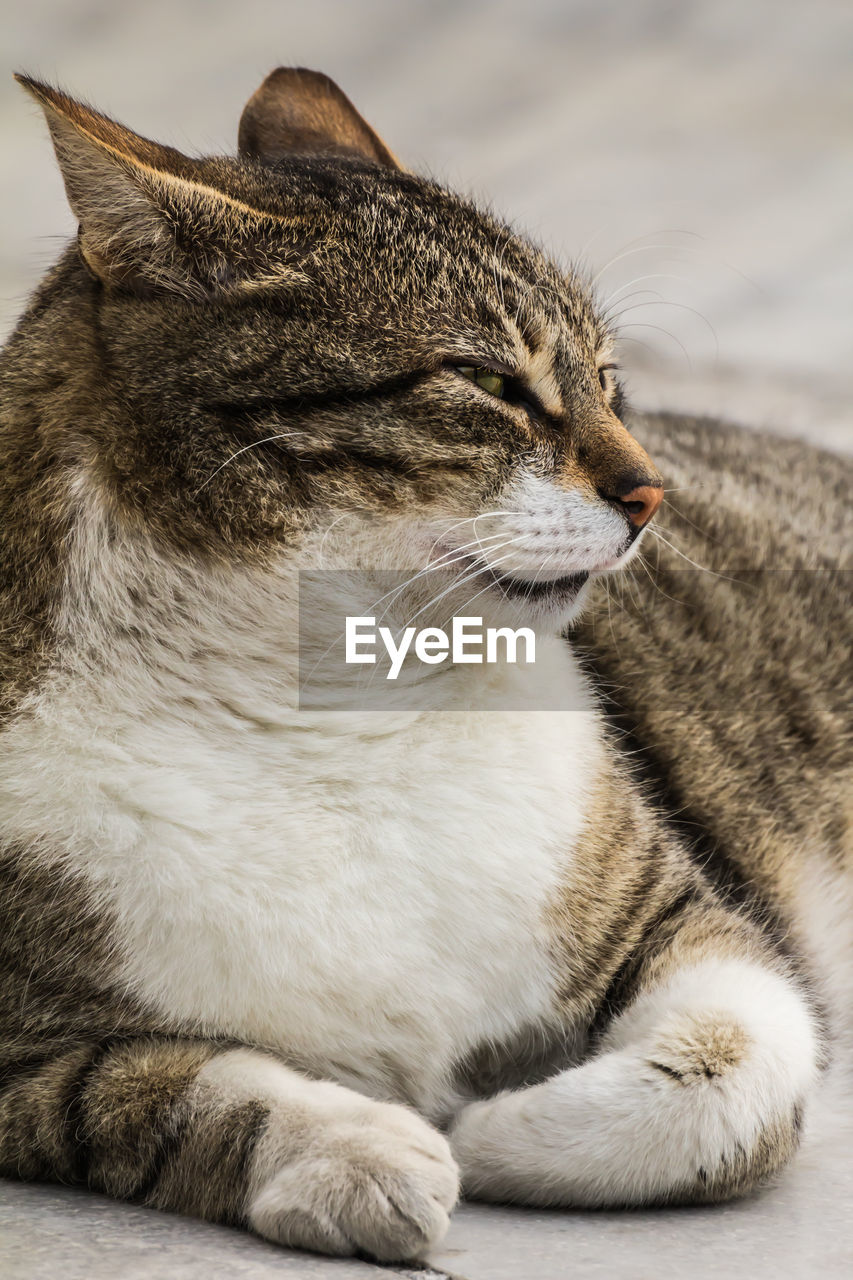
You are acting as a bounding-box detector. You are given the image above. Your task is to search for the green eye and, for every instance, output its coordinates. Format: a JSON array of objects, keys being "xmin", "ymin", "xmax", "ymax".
[
  {"xmin": 456, "ymin": 366, "xmax": 505, "ymax": 398},
  {"xmin": 476, "ymin": 370, "xmax": 505, "ymax": 397}
]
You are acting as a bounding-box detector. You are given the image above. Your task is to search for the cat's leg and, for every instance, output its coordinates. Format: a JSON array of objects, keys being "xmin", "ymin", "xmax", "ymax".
[
  {"xmin": 450, "ymin": 929, "xmax": 820, "ymax": 1207},
  {"xmin": 0, "ymin": 1038, "xmax": 458, "ymax": 1260}
]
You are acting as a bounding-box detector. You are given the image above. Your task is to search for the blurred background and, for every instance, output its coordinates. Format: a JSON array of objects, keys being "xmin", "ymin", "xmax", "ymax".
[{"xmin": 2, "ymin": 0, "xmax": 851, "ymax": 451}]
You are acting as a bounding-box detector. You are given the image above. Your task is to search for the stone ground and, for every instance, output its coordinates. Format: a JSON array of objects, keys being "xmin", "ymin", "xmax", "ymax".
[{"xmin": 0, "ymin": 1, "xmax": 851, "ymax": 1276}]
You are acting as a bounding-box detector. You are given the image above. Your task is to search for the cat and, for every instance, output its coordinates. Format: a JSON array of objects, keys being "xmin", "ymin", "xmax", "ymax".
[{"xmin": 0, "ymin": 66, "xmax": 850, "ymax": 1263}]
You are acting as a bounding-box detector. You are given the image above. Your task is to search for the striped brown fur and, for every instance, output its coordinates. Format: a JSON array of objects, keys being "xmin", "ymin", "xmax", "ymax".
[{"xmin": 0, "ymin": 67, "xmax": 849, "ymax": 1260}]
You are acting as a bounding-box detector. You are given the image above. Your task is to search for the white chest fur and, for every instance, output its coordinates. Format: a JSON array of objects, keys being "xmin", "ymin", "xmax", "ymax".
[{"xmin": 0, "ymin": 533, "xmax": 605, "ymax": 1116}]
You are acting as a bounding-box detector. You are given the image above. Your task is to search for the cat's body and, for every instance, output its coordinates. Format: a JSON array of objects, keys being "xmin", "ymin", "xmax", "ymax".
[{"xmin": 0, "ymin": 69, "xmax": 849, "ymax": 1262}]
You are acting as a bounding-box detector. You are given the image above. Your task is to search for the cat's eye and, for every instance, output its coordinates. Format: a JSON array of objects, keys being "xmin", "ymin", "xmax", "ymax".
[{"xmin": 456, "ymin": 366, "xmax": 505, "ymax": 399}]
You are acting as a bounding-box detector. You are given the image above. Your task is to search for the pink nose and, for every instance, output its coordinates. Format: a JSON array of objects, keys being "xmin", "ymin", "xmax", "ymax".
[{"xmin": 615, "ymin": 483, "xmax": 664, "ymax": 527}]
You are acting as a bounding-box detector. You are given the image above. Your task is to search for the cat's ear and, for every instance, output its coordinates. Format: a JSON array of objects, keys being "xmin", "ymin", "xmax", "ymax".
[
  {"xmin": 238, "ymin": 68, "xmax": 400, "ymax": 169},
  {"xmin": 16, "ymin": 75, "xmax": 240, "ymax": 296}
]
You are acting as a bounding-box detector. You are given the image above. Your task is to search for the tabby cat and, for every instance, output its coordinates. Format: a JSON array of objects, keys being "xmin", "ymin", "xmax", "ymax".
[{"xmin": 0, "ymin": 68, "xmax": 850, "ymax": 1263}]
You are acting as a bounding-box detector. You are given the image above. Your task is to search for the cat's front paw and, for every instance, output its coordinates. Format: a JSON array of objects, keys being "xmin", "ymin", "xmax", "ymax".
[{"xmin": 248, "ymin": 1099, "xmax": 459, "ymax": 1262}]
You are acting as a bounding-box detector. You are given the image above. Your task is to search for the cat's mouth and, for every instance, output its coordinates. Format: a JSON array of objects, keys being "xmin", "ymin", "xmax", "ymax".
[
  {"xmin": 441, "ymin": 551, "xmax": 590, "ymax": 608},
  {"xmin": 490, "ymin": 565, "xmax": 590, "ymax": 603}
]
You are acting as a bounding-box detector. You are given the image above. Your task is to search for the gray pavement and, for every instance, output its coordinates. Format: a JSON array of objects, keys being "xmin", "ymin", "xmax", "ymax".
[
  {"xmin": 1, "ymin": 1, "xmax": 851, "ymax": 1276},
  {"xmin": 3, "ymin": 1155, "xmax": 853, "ymax": 1280}
]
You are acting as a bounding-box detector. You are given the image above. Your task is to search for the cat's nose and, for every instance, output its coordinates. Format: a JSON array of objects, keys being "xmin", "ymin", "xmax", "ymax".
[
  {"xmin": 602, "ymin": 481, "xmax": 664, "ymax": 527},
  {"xmin": 581, "ymin": 410, "xmax": 664, "ymax": 528},
  {"xmin": 618, "ymin": 483, "xmax": 664, "ymax": 527}
]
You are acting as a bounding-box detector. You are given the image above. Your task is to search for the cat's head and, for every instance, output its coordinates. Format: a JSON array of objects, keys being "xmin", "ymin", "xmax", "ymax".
[{"xmin": 17, "ymin": 68, "xmax": 662, "ymax": 632}]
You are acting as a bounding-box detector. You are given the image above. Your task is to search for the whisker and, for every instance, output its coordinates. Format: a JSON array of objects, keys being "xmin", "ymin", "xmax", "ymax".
[
  {"xmin": 601, "ymin": 272, "xmax": 703, "ymax": 310},
  {"xmin": 614, "ymin": 335, "xmax": 660, "ymax": 359},
  {"xmin": 299, "ymin": 531, "xmax": 518, "ymax": 688},
  {"xmin": 647, "ymin": 527, "xmax": 712, "ymax": 573},
  {"xmin": 594, "ymin": 239, "xmax": 765, "ymax": 298},
  {"xmin": 634, "ymin": 550, "xmax": 684, "ymax": 608},
  {"xmin": 648, "ymin": 528, "xmax": 745, "ymax": 586},
  {"xmin": 398, "ymin": 536, "xmax": 533, "ymax": 633},
  {"xmin": 434, "ymin": 544, "xmax": 546, "ymax": 636},
  {"xmin": 195, "ymin": 432, "xmax": 301, "ymax": 493},
  {"xmin": 316, "ymin": 511, "xmax": 356, "ymax": 564},
  {"xmin": 362, "ymin": 540, "xmax": 534, "ymax": 693},
  {"xmin": 593, "ymin": 244, "xmax": 701, "ymax": 285},
  {"xmin": 589, "ymin": 231, "xmax": 698, "ymax": 282},
  {"xmin": 371, "ymin": 529, "xmax": 522, "ymax": 626},
  {"xmin": 599, "ymin": 287, "xmax": 666, "ymax": 318},
  {"xmin": 606, "ymin": 297, "xmax": 719, "ymax": 364},
  {"xmin": 662, "ymin": 498, "xmax": 722, "ymax": 544},
  {"xmin": 426, "ymin": 511, "xmax": 523, "ymax": 563},
  {"xmin": 616, "ymin": 321, "xmax": 693, "ymax": 371}
]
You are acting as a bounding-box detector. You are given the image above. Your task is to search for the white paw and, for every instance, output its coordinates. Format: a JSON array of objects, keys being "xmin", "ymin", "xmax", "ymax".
[{"xmin": 248, "ymin": 1099, "xmax": 459, "ymax": 1262}]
